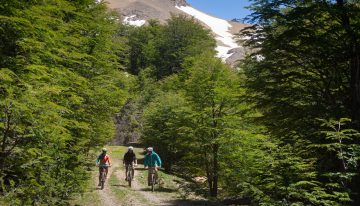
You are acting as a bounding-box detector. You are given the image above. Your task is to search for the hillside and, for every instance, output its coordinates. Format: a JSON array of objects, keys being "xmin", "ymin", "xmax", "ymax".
[{"xmin": 105, "ymin": 0, "xmax": 249, "ymax": 65}]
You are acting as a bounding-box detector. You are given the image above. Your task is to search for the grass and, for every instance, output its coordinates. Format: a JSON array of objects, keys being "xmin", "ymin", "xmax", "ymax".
[
  {"xmin": 107, "ymin": 145, "xmax": 128, "ymax": 159},
  {"xmin": 70, "ymin": 170, "xmax": 102, "ymax": 206},
  {"xmin": 107, "ymin": 146, "xmax": 149, "ymax": 205},
  {"xmin": 108, "ymin": 166, "xmax": 129, "ymax": 200},
  {"xmin": 70, "ymin": 146, "xmax": 126, "ymax": 206},
  {"xmin": 128, "ymin": 147, "xmax": 184, "ymax": 198}
]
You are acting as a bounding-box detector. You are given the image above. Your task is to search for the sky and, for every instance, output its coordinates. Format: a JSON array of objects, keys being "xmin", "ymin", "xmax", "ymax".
[{"xmin": 186, "ymin": 0, "xmax": 253, "ymax": 21}]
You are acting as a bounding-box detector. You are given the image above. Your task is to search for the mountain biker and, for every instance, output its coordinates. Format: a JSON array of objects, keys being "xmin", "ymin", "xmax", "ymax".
[
  {"xmin": 123, "ymin": 146, "xmax": 137, "ymax": 180},
  {"xmin": 96, "ymin": 148, "xmax": 112, "ymax": 186},
  {"xmin": 144, "ymin": 147, "xmax": 162, "ymax": 186}
]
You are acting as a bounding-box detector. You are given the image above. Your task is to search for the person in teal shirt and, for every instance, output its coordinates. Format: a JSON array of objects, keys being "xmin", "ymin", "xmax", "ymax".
[{"xmin": 144, "ymin": 147, "xmax": 162, "ymax": 186}]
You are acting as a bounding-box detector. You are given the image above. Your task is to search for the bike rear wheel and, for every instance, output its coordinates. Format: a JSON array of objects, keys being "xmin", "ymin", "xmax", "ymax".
[
  {"xmin": 151, "ymin": 174, "xmax": 155, "ymax": 192},
  {"xmin": 100, "ymin": 169, "xmax": 106, "ymax": 190},
  {"xmin": 100, "ymin": 180, "xmax": 105, "ymax": 190},
  {"xmin": 127, "ymin": 171, "xmax": 132, "ymax": 187}
]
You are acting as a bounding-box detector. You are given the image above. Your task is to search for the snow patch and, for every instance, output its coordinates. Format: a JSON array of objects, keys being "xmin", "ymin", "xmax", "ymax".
[
  {"xmin": 123, "ymin": 15, "xmax": 146, "ymax": 27},
  {"xmin": 255, "ymin": 54, "xmax": 265, "ymax": 62},
  {"xmin": 175, "ymin": 5, "xmax": 239, "ymax": 61},
  {"xmin": 216, "ymin": 46, "xmax": 234, "ymax": 60}
]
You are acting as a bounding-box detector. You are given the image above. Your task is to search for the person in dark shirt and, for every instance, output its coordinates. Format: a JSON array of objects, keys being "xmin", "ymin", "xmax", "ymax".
[{"xmin": 123, "ymin": 146, "xmax": 137, "ymax": 180}]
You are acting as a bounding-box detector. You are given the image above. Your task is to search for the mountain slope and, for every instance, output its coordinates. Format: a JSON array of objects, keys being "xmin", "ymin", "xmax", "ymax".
[{"xmin": 105, "ymin": 0, "xmax": 248, "ymax": 65}]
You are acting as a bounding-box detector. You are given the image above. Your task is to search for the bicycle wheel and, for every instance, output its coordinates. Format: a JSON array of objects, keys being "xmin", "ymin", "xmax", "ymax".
[
  {"xmin": 100, "ymin": 170, "xmax": 106, "ymax": 190},
  {"xmin": 151, "ymin": 174, "xmax": 155, "ymax": 192},
  {"xmin": 128, "ymin": 170, "xmax": 132, "ymax": 187}
]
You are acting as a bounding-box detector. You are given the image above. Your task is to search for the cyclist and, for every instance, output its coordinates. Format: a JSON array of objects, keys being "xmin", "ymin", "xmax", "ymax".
[
  {"xmin": 96, "ymin": 148, "xmax": 112, "ymax": 186},
  {"xmin": 144, "ymin": 147, "xmax": 162, "ymax": 186},
  {"xmin": 123, "ymin": 146, "xmax": 137, "ymax": 180}
]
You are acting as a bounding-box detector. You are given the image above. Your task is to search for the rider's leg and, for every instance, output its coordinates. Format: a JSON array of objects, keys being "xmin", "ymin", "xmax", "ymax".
[
  {"xmin": 125, "ymin": 164, "xmax": 128, "ymax": 180},
  {"xmin": 131, "ymin": 166, "xmax": 135, "ymax": 178},
  {"xmin": 147, "ymin": 169, "xmax": 151, "ymax": 186},
  {"xmin": 105, "ymin": 167, "xmax": 109, "ymax": 178},
  {"xmin": 155, "ymin": 168, "xmax": 158, "ymax": 183}
]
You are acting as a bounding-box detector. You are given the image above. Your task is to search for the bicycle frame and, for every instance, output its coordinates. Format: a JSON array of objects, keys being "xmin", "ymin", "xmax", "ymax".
[
  {"xmin": 99, "ymin": 165, "xmax": 109, "ymax": 190},
  {"xmin": 126, "ymin": 164, "xmax": 134, "ymax": 187},
  {"xmin": 148, "ymin": 167, "xmax": 157, "ymax": 192}
]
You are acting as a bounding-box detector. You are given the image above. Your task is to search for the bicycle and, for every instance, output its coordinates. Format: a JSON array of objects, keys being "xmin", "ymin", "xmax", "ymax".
[
  {"xmin": 126, "ymin": 164, "xmax": 135, "ymax": 187},
  {"xmin": 148, "ymin": 167, "xmax": 158, "ymax": 192},
  {"xmin": 98, "ymin": 165, "xmax": 110, "ymax": 190}
]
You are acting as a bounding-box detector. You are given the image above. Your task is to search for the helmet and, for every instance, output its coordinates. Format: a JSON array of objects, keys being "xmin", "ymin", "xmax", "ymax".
[
  {"xmin": 147, "ymin": 147, "xmax": 153, "ymax": 152},
  {"xmin": 102, "ymin": 148, "xmax": 107, "ymax": 152},
  {"xmin": 128, "ymin": 146, "xmax": 134, "ymax": 151}
]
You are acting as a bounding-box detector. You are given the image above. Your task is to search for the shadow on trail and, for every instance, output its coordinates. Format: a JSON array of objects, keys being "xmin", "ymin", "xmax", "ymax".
[
  {"xmin": 110, "ymin": 184, "xmax": 128, "ymax": 188},
  {"xmin": 139, "ymin": 187, "xmax": 177, "ymax": 193},
  {"xmin": 85, "ymin": 187, "xmax": 100, "ymax": 192},
  {"xmin": 134, "ymin": 167, "xmax": 147, "ymax": 171},
  {"xmin": 165, "ymin": 199, "xmax": 224, "ymax": 206}
]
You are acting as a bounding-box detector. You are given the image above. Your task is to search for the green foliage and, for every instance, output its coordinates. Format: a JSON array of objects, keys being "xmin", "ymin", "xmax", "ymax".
[
  {"xmin": 142, "ymin": 91, "xmax": 193, "ymax": 172},
  {"xmin": 0, "ymin": 0, "xmax": 131, "ymax": 204},
  {"xmin": 241, "ymin": 0, "xmax": 360, "ymax": 204},
  {"xmin": 317, "ymin": 119, "xmax": 360, "ymax": 189},
  {"xmin": 140, "ymin": 53, "xmax": 247, "ymax": 197},
  {"xmin": 123, "ymin": 15, "xmax": 216, "ymax": 79},
  {"xmin": 154, "ymin": 15, "xmax": 216, "ymax": 78},
  {"xmin": 3, "ymin": 0, "xmax": 357, "ymax": 205}
]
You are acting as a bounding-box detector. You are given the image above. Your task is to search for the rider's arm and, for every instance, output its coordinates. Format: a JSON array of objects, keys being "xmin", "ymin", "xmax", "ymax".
[
  {"xmin": 133, "ymin": 154, "xmax": 137, "ymax": 165},
  {"xmin": 96, "ymin": 156, "xmax": 100, "ymax": 165},
  {"xmin": 155, "ymin": 154, "xmax": 162, "ymax": 168},
  {"xmin": 108, "ymin": 155, "xmax": 112, "ymax": 166}
]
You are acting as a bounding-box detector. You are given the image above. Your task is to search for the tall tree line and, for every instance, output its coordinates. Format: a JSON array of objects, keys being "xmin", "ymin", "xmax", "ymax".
[
  {"xmin": 1, "ymin": 0, "xmax": 359, "ymax": 205},
  {"xmin": 124, "ymin": 2, "xmax": 360, "ymax": 205},
  {"xmin": 125, "ymin": 15, "xmax": 276, "ymax": 203},
  {"xmin": 242, "ymin": 0, "xmax": 360, "ymax": 204},
  {"xmin": 0, "ymin": 0, "xmax": 131, "ymax": 204}
]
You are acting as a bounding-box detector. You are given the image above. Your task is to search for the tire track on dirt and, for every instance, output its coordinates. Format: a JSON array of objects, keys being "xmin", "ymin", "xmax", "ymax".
[
  {"xmin": 94, "ymin": 159, "xmax": 123, "ymax": 206},
  {"xmin": 115, "ymin": 164, "xmax": 174, "ymax": 206},
  {"xmin": 114, "ymin": 167, "xmax": 148, "ymax": 206}
]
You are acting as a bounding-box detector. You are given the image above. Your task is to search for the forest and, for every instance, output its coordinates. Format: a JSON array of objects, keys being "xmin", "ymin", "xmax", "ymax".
[{"xmin": 1, "ymin": 0, "xmax": 360, "ymax": 205}]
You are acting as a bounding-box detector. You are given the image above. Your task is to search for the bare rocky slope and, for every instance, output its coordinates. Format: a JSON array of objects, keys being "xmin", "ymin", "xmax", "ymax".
[
  {"xmin": 105, "ymin": 0, "xmax": 249, "ymax": 66},
  {"xmin": 107, "ymin": 0, "xmax": 187, "ymax": 23}
]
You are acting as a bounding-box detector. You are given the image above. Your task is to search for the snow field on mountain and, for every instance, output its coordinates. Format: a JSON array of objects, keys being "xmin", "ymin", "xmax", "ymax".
[
  {"xmin": 123, "ymin": 15, "xmax": 146, "ymax": 26},
  {"xmin": 175, "ymin": 5, "xmax": 238, "ymax": 60}
]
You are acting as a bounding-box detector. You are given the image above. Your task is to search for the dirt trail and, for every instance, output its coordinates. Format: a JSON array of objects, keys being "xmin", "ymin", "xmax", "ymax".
[
  {"xmin": 115, "ymin": 165, "xmax": 174, "ymax": 206},
  {"xmin": 86, "ymin": 146, "xmax": 222, "ymax": 206},
  {"xmin": 114, "ymin": 168, "xmax": 147, "ymax": 206},
  {"xmin": 114, "ymin": 164, "xmax": 221, "ymax": 206},
  {"xmin": 94, "ymin": 159, "xmax": 123, "ymax": 206}
]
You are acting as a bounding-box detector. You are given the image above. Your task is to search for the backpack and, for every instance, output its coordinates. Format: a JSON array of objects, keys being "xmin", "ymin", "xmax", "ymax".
[{"xmin": 99, "ymin": 154, "xmax": 109, "ymax": 164}]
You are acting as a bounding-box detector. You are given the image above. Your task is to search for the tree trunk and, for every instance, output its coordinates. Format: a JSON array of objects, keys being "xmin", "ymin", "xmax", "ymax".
[
  {"xmin": 337, "ymin": 1, "xmax": 360, "ymax": 204},
  {"xmin": 210, "ymin": 144, "xmax": 219, "ymax": 197},
  {"xmin": 350, "ymin": 44, "xmax": 360, "ymax": 127},
  {"xmin": 349, "ymin": 45, "xmax": 360, "ymax": 206},
  {"xmin": 337, "ymin": 0, "xmax": 360, "ymax": 127}
]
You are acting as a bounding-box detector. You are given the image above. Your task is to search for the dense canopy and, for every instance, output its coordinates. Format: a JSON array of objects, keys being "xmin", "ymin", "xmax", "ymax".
[{"xmin": 1, "ymin": 0, "xmax": 360, "ymax": 205}]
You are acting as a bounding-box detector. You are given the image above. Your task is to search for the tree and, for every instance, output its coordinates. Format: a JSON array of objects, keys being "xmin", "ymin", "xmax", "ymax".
[
  {"xmin": 122, "ymin": 15, "xmax": 216, "ymax": 79},
  {"xmin": 183, "ymin": 53, "xmax": 242, "ymax": 197},
  {"xmin": 0, "ymin": 0, "xmax": 131, "ymax": 204},
  {"xmin": 154, "ymin": 15, "xmax": 216, "ymax": 78},
  {"xmin": 243, "ymin": 0, "xmax": 360, "ymax": 204},
  {"xmin": 142, "ymin": 91, "xmax": 193, "ymax": 172}
]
